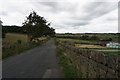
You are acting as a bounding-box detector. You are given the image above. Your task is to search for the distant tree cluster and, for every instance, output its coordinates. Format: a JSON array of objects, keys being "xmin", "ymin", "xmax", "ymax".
[
  {"xmin": 2, "ymin": 25, "xmax": 25, "ymax": 38},
  {"xmin": 22, "ymin": 11, "xmax": 55, "ymax": 42},
  {"xmin": 2, "ymin": 25, "xmax": 25, "ymax": 33}
]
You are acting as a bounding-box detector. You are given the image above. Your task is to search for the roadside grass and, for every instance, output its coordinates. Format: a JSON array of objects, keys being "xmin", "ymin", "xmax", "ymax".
[
  {"xmin": 3, "ymin": 42, "xmax": 37, "ymax": 59},
  {"xmin": 2, "ymin": 37, "xmax": 50, "ymax": 59},
  {"xmin": 98, "ymin": 51, "xmax": 120, "ymax": 54},
  {"xmin": 55, "ymin": 39, "xmax": 81, "ymax": 78},
  {"xmin": 57, "ymin": 38, "xmax": 98, "ymax": 44}
]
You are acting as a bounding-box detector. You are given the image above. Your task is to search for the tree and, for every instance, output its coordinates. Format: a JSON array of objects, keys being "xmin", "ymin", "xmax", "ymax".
[
  {"xmin": 90, "ymin": 35, "xmax": 99, "ymax": 40},
  {"xmin": 22, "ymin": 11, "xmax": 54, "ymax": 42},
  {"xmin": 81, "ymin": 35, "xmax": 89, "ymax": 40},
  {"xmin": 0, "ymin": 20, "xmax": 6, "ymax": 38}
]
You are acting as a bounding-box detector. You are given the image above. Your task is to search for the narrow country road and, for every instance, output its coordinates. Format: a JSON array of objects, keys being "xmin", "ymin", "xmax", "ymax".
[{"xmin": 2, "ymin": 38, "xmax": 64, "ymax": 78}]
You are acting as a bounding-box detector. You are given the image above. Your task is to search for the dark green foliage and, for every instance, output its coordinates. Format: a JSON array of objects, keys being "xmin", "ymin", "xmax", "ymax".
[
  {"xmin": 2, "ymin": 25, "xmax": 25, "ymax": 34},
  {"xmin": 81, "ymin": 35, "xmax": 89, "ymax": 40},
  {"xmin": 56, "ymin": 33, "xmax": 119, "ymax": 42},
  {"xmin": 17, "ymin": 40, "xmax": 22, "ymax": 44},
  {"xmin": 2, "ymin": 28, "xmax": 7, "ymax": 38},
  {"xmin": 2, "ymin": 25, "xmax": 26, "ymax": 38},
  {"xmin": 89, "ymin": 35, "xmax": 99, "ymax": 40},
  {"xmin": 22, "ymin": 11, "xmax": 55, "ymax": 42}
]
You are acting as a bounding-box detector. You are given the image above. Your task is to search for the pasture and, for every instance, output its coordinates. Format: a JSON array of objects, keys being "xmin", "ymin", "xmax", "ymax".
[
  {"xmin": 3, "ymin": 33, "xmax": 47, "ymax": 43},
  {"xmin": 2, "ymin": 33, "xmax": 49, "ymax": 59},
  {"xmin": 57, "ymin": 38, "xmax": 98, "ymax": 44},
  {"xmin": 75, "ymin": 44, "xmax": 108, "ymax": 49},
  {"xmin": 56, "ymin": 33, "xmax": 119, "ymax": 40},
  {"xmin": 3, "ymin": 33, "xmax": 28, "ymax": 43}
]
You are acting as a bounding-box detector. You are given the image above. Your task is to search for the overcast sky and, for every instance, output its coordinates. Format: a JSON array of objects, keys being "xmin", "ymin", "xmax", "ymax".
[{"xmin": 0, "ymin": 0, "xmax": 119, "ymax": 33}]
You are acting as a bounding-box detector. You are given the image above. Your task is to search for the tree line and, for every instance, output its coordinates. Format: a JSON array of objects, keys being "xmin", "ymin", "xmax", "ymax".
[{"xmin": 2, "ymin": 11, "xmax": 55, "ymax": 42}]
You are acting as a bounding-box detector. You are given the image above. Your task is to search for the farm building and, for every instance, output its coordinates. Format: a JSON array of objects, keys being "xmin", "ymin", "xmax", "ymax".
[{"xmin": 106, "ymin": 42, "xmax": 120, "ymax": 48}]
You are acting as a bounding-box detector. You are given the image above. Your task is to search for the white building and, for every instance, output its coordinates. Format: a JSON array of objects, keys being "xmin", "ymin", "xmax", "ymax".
[{"xmin": 106, "ymin": 42, "xmax": 120, "ymax": 48}]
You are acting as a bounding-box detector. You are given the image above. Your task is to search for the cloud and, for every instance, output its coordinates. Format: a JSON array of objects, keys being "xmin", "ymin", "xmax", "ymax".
[
  {"xmin": 0, "ymin": 0, "xmax": 118, "ymax": 33},
  {"xmin": 84, "ymin": 2, "xmax": 117, "ymax": 18},
  {"xmin": 0, "ymin": 11, "xmax": 8, "ymax": 16}
]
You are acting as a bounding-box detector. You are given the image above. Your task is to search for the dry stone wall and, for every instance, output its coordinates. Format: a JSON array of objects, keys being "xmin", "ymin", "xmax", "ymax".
[{"xmin": 58, "ymin": 41, "xmax": 120, "ymax": 78}]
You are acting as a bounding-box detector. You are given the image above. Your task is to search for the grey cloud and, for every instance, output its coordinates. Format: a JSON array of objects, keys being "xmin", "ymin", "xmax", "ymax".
[
  {"xmin": 39, "ymin": 2, "xmax": 77, "ymax": 13},
  {"xmin": 64, "ymin": 21, "xmax": 89, "ymax": 26},
  {"xmin": 0, "ymin": 11, "xmax": 8, "ymax": 16},
  {"xmin": 68, "ymin": 2, "xmax": 117, "ymax": 27},
  {"xmin": 106, "ymin": 18, "xmax": 117, "ymax": 21},
  {"xmin": 0, "ymin": 1, "xmax": 118, "ymax": 33},
  {"xmin": 40, "ymin": 2, "xmax": 58, "ymax": 8},
  {"xmin": 84, "ymin": 2, "xmax": 117, "ymax": 19},
  {"xmin": 72, "ymin": 2, "xmax": 117, "ymax": 21}
]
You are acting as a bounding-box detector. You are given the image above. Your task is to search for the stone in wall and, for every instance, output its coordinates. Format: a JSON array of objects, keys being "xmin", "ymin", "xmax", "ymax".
[{"xmin": 87, "ymin": 58, "xmax": 98, "ymax": 78}]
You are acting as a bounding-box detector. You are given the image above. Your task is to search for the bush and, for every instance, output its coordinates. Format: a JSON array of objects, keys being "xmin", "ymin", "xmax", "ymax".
[
  {"xmin": 81, "ymin": 35, "xmax": 89, "ymax": 40},
  {"xmin": 90, "ymin": 35, "xmax": 99, "ymax": 40},
  {"xmin": 17, "ymin": 40, "xmax": 22, "ymax": 44}
]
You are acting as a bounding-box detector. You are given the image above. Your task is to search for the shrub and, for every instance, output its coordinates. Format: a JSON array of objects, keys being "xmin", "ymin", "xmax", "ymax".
[
  {"xmin": 81, "ymin": 35, "xmax": 89, "ymax": 40},
  {"xmin": 17, "ymin": 40, "xmax": 22, "ymax": 44},
  {"xmin": 90, "ymin": 35, "xmax": 99, "ymax": 40}
]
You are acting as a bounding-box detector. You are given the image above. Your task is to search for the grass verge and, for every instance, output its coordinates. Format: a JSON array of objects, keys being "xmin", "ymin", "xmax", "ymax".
[
  {"xmin": 2, "ymin": 37, "xmax": 50, "ymax": 59},
  {"xmin": 55, "ymin": 39, "xmax": 81, "ymax": 78}
]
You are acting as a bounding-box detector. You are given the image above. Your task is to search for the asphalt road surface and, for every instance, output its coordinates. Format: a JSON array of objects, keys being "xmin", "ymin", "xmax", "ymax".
[{"xmin": 2, "ymin": 38, "xmax": 64, "ymax": 78}]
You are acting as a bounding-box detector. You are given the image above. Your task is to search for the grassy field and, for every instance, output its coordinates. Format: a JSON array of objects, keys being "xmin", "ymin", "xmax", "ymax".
[
  {"xmin": 3, "ymin": 33, "xmax": 47, "ymax": 43},
  {"xmin": 57, "ymin": 38, "xmax": 98, "ymax": 44},
  {"xmin": 2, "ymin": 33, "xmax": 49, "ymax": 59},
  {"xmin": 3, "ymin": 33, "xmax": 28, "ymax": 43},
  {"xmin": 75, "ymin": 44, "xmax": 108, "ymax": 49},
  {"xmin": 56, "ymin": 33, "xmax": 119, "ymax": 40}
]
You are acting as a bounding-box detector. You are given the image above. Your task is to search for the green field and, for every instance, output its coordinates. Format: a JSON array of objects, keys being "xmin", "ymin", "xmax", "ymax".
[
  {"xmin": 75, "ymin": 44, "xmax": 108, "ymax": 49},
  {"xmin": 57, "ymin": 38, "xmax": 119, "ymax": 51},
  {"xmin": 56, "ymin": 33, "xmax": 119, "ymax": 40},
  {"xmin": 2, "ymin": 33, "xmax": 49, "ymax": 59},
  {"xmin": 3, "ymin": 33, "xmax": 28, "ymax": 43},
  {"xmin": 57, "ymin": 38, "xmax": 98, "ymax": 44},
  {"xmin": 3, "ymin": 33, "xmax": 47, "ymax": 43}
]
